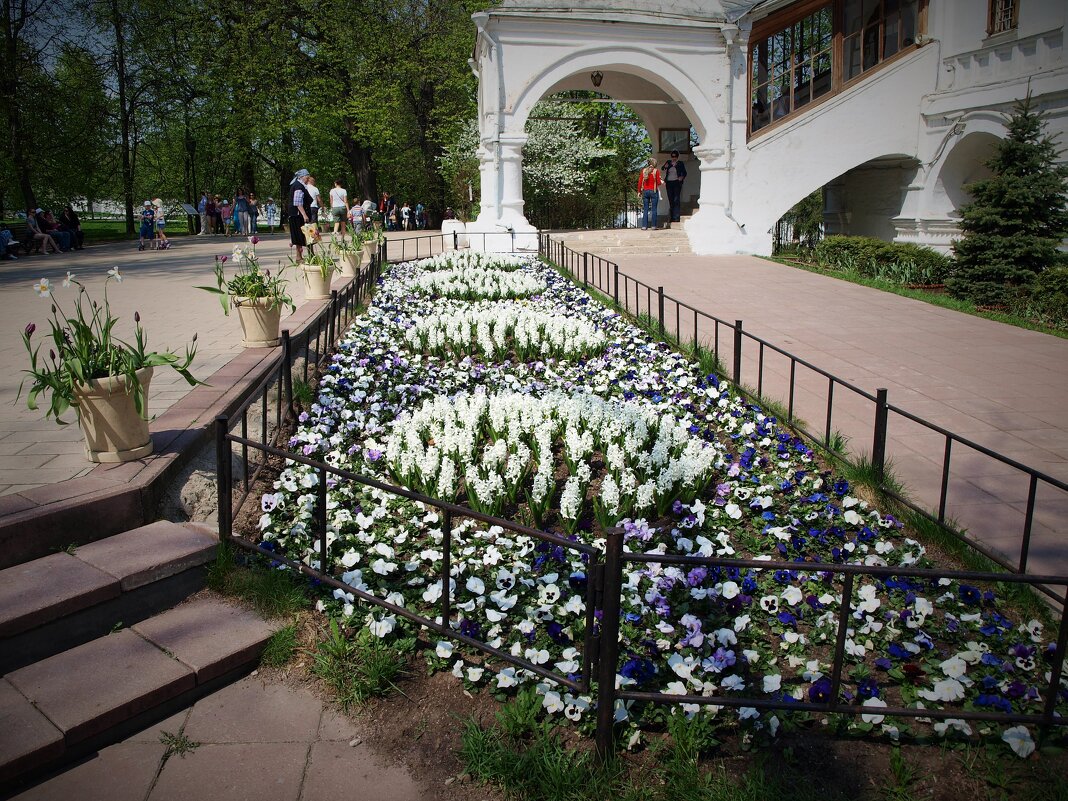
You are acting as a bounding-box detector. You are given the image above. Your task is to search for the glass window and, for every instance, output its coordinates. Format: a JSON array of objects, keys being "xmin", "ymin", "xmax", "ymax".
[
  {"xmin": 989, "ymin": 0, "xmax": 1017, "ymax": 34},
  {"xmin": 749, "ymin": 0, "xmax": 923, "ymax": 136}
]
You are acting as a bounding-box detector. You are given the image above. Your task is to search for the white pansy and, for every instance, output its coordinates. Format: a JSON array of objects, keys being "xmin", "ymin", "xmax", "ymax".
[{"xmin": 1002, "ymin": 726, "xmax": 1035, "ymax": 758}]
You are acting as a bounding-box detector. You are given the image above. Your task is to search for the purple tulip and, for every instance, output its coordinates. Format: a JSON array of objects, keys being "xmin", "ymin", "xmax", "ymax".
[
  {"xmin": 134, "ymin": 311, "xmax": 141, "ymax": 323},
  {"xmin": 24, "ymin": 323, "xmax": 35, "ymax": 338},
  {"xmin": 249, "ymin": 235, "xmax": 260, "ymax": 245}
]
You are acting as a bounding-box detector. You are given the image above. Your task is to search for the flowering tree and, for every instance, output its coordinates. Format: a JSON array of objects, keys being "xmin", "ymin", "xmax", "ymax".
[{"xmin": 438, "ymin": 100, "xmax": 615, "ymax": 214}]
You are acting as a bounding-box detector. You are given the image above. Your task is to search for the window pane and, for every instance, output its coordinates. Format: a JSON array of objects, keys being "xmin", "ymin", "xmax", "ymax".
[
  {"xmin": 813, "ymin": 51, "xmax": 832, "ymax": 97},
  {"xmin": 902, "ymin": 0, "xmax": 918, "ymax": 44},
  {"xmin": 884, "ymin": 14, "xmax": 900, "ymax": 57},
  {"xmin": 751, "ymin": 86, "xmax": 770, "ymax": 132},
  {"xmin": 771, "ymin": 75, "xmax": 792, "ymax": 120},
  {"xmin": 863, "ymin": 24, "xmax": 881, "ymax": 69},
  {"xmin": 845, "ymin": 33, "xmax": 862, "ymax": 79},
  {"xmin": 844, "ymin": 0, "xmax": 862, "ymax": 34}
]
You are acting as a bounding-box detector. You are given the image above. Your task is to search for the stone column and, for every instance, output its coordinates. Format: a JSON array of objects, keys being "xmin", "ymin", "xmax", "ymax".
[
  {"xmin": 686, "ymin": 145, "xmax": 763, "ymax": 253},
  {"xmin": 497, "ymin": 132, "xmax": 535, "ymax": 232}
]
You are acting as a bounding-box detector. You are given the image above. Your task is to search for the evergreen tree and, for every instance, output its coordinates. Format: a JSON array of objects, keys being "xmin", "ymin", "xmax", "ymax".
[{"xmin": 949, "ymin": 94, "xmax": 1068, "ymax": 306}]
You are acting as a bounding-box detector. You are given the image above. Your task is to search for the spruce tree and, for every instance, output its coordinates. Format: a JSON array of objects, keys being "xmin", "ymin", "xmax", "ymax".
[{"xmin": 949, "ymin": 95, "xmax": 1068, "ymax": 306}]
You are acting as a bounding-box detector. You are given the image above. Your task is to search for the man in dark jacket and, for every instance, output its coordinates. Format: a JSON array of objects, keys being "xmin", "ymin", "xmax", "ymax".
[{"xmin": 662, "ymin": 150, "xmax": 688, "ymax": 225}]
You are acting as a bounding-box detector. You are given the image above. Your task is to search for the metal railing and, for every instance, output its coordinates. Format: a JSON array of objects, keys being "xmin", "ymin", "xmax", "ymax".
[
  {"xmin": 213, "ymin": 235, "xmax": 1068, "ymax": 761},
  {"xmin": 539, "ymin": 234, "xmax": 1068, "ymax": 598}
]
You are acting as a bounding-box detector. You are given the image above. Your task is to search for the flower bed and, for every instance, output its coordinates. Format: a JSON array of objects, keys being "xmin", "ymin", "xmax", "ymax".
[{"xmin": 259, "ymin": 253, "xmax": 1066, "ymax": 755}]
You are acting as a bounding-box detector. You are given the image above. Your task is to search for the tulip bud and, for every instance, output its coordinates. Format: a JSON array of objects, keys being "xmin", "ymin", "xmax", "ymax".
[
  {"xmin": 134, "ymin": 311, "xmax": 141, "ymax": 323},
  {"xmin": 49, "ymin": 348, "xmax": 56, "ymax": 361},
  {"xmin": 220, "ymin": 255, "xmax": 229, "ymax": 264},
  {"xmin": 192, "ymin": 333, "xmax": 198, "ymax": 343},
  {"xmin": 24, "ymin": 322, "xmax": 35, "ymax": 337}
]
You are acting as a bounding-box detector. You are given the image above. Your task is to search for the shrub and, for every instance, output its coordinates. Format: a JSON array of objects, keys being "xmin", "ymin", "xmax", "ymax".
[
  {"xmin": 814, "ymin": 235, "xmax": 951, "ymax": 285},
  {"xmin": 1008, "ymin": 265, "xmax": 1068, "ymax": 328}
]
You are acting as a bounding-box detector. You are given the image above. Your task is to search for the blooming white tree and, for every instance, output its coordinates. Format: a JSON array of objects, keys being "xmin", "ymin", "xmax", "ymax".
[{"xmin": 438, "ymin": 100, "xmax": 615, "ymax": 207}]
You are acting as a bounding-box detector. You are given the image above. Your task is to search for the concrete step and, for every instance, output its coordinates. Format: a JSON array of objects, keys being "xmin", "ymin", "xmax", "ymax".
[
  {"xmin": 0, "ymin": 522, "xmax": 218, "ymax": 673},
  {"xmin": 0, "ymin": 596, "xmax": 276, "ymax": 786}
]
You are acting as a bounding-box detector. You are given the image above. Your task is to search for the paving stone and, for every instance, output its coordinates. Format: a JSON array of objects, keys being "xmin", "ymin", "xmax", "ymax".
[
  {"xmin": 317, "ymin": 707, "xmax": 361, "ymax": 742},
  {"xmin": 126, "ymin": 709, "xmax": 191, "ymax": 744},
  {"xmin": 0, "ymin": 679, "xmax": 64, "ymax": 784},
  {"xmin": 0, "ymin": 553, "xmax": 119, "ymax": 637},
  {"xmin": 299, "ymin": 742, "xmax": 425, "ymax": 801},
  {"xmin": 148, "ymin": 742, "xmax": 308, "ymax": 801},
  {"xmin": 183, "ymin": 677, "xmax": 322, "ymax": 744},
  {"xmin": 132, "ymin": 598, "xmax": 275, "ymax": 683},
  {"xmin": 7, "ymin": 629, "xmax": 194, "ymax": 745},
  {"xmin": 9, "ymin": 741, "xmax": 166, "ymax": 801},
  {"xmin": 75, "ymin": 521, "xmax": 217, "ymax": 591}
]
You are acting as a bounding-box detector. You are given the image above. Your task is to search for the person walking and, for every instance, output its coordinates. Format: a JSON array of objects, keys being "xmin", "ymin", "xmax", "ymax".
[
  {"xmin": 661, "ymin": 150, "xmax": 687, "ymax": 225},
  {"xmin": 248, "ymin": 193, "xmax": 260, "ymax": 234},
  {"xmin": 288, "ymin": 169, "xmax": 313, "ymax": 263},
  {"xmin": 198, "ymin": 190, "xmax": 210, "ymax": 235},
  {"xmin": 137, "ymin": 201, "xmax": 156, "ymax": 251},
  {"xmin": 234, "ymin": 188, "xmax": 251, "ymax": 237},
  {"xmin": 636, "ymin": 157, "xmax": 663, "ymax": 231},
  {"xmin": 306, "ymin": 176, "xmax": 321, "ymax": 227},
  {"xmin": 220, "ymin": 198, "xmax": 233, "ymax": 236},
  {"xmin": 152, "ymin": 198, "xmax": 170, "ymax": 249},
  {"xmin": 329, "ymin": 179, "xmax": 349, "ymax": 236},
  {"xmin": 414, "ymin": 201, "xmax": 425, "ymax": 230},
  {"xmin": 264, "ymin": 198, "xmax": 278, "ymax": 231}
]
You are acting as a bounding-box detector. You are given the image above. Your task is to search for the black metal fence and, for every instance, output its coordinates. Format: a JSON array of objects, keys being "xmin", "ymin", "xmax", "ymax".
[
  {"xmin": 213, "ymin": 235, "xmax": 1068, "ymax": 761},
  {"xmin": 539, "ymin": 234, "xmax": 1068, "ymax": 600},
  {"xmin": 527, "ymin": 193, "xmax": 640, "ymax": 232}
]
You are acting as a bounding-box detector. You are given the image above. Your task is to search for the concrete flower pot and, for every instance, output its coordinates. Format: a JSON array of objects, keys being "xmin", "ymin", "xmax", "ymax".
[
  {"xmin": 73, "ymin": 367, "xmax": 154, "ymax": 463},
  {"xmin": 338, "ymin": 251, "xmax": 362, "ymax": 278},
  {"xmin": 234, "ymin": 297, "xmax": 281, "ymax": 348},
  {"xmin": 303, "ymin": 265, "xmax": 333, "ymax": 301}
]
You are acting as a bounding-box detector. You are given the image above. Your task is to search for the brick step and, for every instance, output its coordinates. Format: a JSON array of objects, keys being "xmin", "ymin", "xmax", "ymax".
[
  {"xmin": 0, "ymin": 596, "xmax": 276, "ymax": 787},
  {"xmin": 0, "ymin": 522, "xmax": 218, "ymax": 673}
]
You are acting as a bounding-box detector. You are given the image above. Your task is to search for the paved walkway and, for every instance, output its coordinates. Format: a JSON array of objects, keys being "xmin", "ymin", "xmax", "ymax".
[
  {"xmin": 9, "ymin": 674, "xmax": 426, "ymax": 801},
  {"xmin": 610, "ymin": 253, "xmax": 1068, "ymax": 578}
]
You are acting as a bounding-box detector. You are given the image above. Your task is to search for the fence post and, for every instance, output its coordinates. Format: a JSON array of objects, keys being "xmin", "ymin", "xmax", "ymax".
[
  {"xmin": 583, "ymin": 252, "xmax": 589, "ymax": 287},
  {"xmin": 282, "ymin": 329, "xmax": 294, "ymax": 418},
  {"xmin": 657, "ymin": 286, "xmax": 665, "ymax": 334},
  {"xmin": 215, "ymin": 415, "xmax": 232, "ymax": 542},
  {"xmin": 872, "ymin": 388, "xmax": 888, "ymax": 485},
  {"xmin": 453, "ymin": 230, "xmax": 459, "ymax": 251},
  {"xmin": 595, "ymin": 529, "xmax": 624, "ymax": 762},
  {"xmin": 381, "ymin": 239, "xmax": 387, "ymax": 265},
  {"xmin": 328, "ymin": 290, "xmax": 338, "ymax": 345},
  {"xmin": 613, "ymin": 264, "xmax": 619, "ymax": 307},
  {"xmin": 733, "ymin": 320, "xmax": 743, "ymax": 385},
  {"xmin": 317, "ymin": 468, "xmax": 329, "ymax": 574}
]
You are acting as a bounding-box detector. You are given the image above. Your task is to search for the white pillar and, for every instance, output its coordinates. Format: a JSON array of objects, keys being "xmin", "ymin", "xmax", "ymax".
[
  {"xmin": 469, "ymin": 130, "xmax": 538, "ymax": 252},
  {"xmin": 686, "ymin": 145, "xmax": 765, "ymax": 254}
]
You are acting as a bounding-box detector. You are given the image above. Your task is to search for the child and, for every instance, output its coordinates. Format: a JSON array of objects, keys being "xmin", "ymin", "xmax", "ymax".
[
  {"xmin": 153, "ymin": 198, "xmax": 170, "ymax": 249},
  {"xmin": 220, "ymin": 199, "xmax": 233, "ymax": 236},
  {"xmin": 138, "ymin": 201, "xmax": 156, "ymax": 251}
]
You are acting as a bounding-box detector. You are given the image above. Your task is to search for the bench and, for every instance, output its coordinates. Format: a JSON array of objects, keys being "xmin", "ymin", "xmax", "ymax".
[{"xmin": 3, "ymin": 221, "xmax": 32, "ymax": 254}]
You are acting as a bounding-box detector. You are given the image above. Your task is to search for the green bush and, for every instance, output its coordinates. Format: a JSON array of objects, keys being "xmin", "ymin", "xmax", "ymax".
[
  {"xmin": 814, "ymin": 235, "xmax": 951, "ymax": 285},
  {"xmin": 1009, "ymin": 265, "xmax": 1068, "ymax": 328}
]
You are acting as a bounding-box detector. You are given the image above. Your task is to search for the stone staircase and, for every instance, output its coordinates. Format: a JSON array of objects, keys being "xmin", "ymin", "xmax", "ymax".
[
  {"xmin": 550, "ymin": 219, "xmax": 693, "ymax": 258},
  {"xmin": 0, "ymin": 521, "xmax": 277, "ymax": 788}
]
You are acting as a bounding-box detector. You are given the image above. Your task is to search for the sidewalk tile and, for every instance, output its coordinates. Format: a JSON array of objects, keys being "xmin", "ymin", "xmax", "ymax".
[
  {"xmin": 182, "ymin": 677, "xmax": 322, "ymax": 744},
  {"xmin": 148, "ymin": 742, "xmax": 307, "ymax": 801},
  {"xmin": 10, "ymin": 742, "xmax": 165, "ymax": 801},
  {"xmin": 300, "ymin": 742, "xmax": 424, "ymax": 801}
]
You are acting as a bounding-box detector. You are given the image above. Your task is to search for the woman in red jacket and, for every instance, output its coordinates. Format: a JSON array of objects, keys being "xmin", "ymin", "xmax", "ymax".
[{"xmin": 637, "ymin": 157, "xmax": 663, "ymax": 230}]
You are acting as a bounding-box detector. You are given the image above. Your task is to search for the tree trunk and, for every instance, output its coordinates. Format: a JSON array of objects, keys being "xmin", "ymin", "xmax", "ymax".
[
  {"xmin": 341, "ymin": 117, "xmax": 376, "ymax": 202},
  {"xmin": 110, "ymin": 0, "xmax": 135, "ymax": 235},
  {"xmin": 1, "ymin": 0, "xmax": 35, "ymax": 209}
]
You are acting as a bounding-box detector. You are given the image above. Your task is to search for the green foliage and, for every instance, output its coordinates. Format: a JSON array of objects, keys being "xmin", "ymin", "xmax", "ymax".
[
  {"xmin": 198, "ymin": 243, "xmax": 295, "ymax": 315},
  {"xmin": 949, "ymin": 94, "xmax": 1068, "ymax": 306},
  {"xmin": 207, "ymin": 543, "xmax": 309, "ymax": 618},
  {"xmin": 261, "ymin": 623, "xmax": 300, "ymax": 668},
  {"xmin": 1007, "ymin": 265, "xmax": 1068, "ymax": 328},
  {"xmin": 814, "ymin": 235, "xmax": 952, "ymax": 285},
  {"xmin": 312, "ymin": 620, "xmax": 415, "ymax": 710},
  {"xmin": 159, "ymin": 730, "xmax": 200, "ymax": 759},
  {"xmin": 776, "ymin": 189, "xmax": 824, "ymax": 252},
  {"xmin": 19, "ymin": 272, "xmax": 198, "ymax": 424}
]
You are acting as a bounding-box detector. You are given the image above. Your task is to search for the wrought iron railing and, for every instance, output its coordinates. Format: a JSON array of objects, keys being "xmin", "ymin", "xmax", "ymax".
[
  {"xmin": 214, "ymin": 235, "xmax": 1068, "ymax": 762},
  {"xmin": 539, "ymin": 234, "xmax": 1068, "ymax": 599}
]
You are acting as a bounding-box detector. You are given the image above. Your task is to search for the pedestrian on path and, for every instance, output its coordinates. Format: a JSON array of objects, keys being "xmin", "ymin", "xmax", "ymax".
[
  {"xmin": 289, "ymin": 169, "xmax": 314, "ymax": 263},
  {"xmin": 637, "ymin": 157, "xmax": 663, "ymax": 231},
  {"xmin": 662, "ymin": 150, "xmax": 687, "ymax": 224}
]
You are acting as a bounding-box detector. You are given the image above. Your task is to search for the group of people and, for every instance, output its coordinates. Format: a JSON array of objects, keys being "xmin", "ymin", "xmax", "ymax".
[
  {"xmin": 636, "ymin": 149, "xmax": 688, "ymax": 231},
  {"xmin": 196, "ymin": 190, "xmax": 279, "ymax": 237},
  {"xmin": 0, "ymin": 206, "xmax": 85, "ymax": 259},
  {"xmin": 136, "ymin": 198, "xmax": 174, "ymax": 251},
  {"xmin": 376, "ymin": 192, "xmax": 428, "ymax": 231}
]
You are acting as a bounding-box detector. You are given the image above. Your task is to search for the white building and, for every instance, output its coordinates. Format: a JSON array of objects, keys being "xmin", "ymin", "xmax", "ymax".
[{"xmin": 468, "ymin": 0, "xmax": 1067, "ymax": 255}]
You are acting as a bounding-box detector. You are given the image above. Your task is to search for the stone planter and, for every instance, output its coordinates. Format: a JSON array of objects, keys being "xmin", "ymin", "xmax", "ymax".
[
  {"xmin": 234, "ymin": 297, "xmax": 282, "ymax": 348},
  {"xmin": 362, "ymin": 242, "xmax": 376, "ymax": 267},
  {"xmin": 73, "ymin": 367, "xmax": 154, "ymax": 463},
  {"xmin": 303, "ymin": 265, "xmax": 333, "ymax": 301},
  {"xmin": 338, "ymin": 251, "xmax": 362, "ymax": 278}
]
